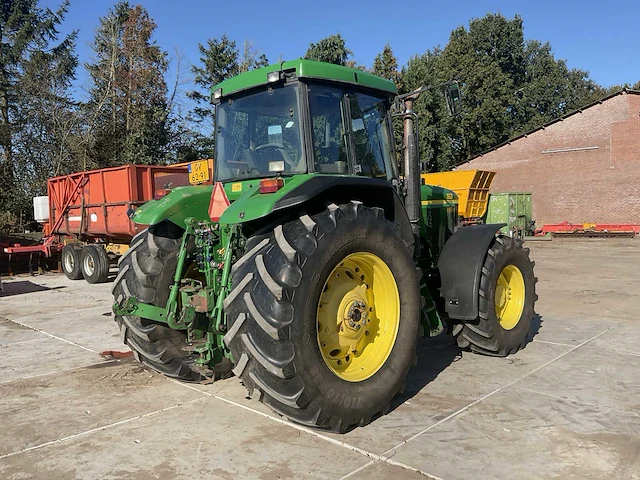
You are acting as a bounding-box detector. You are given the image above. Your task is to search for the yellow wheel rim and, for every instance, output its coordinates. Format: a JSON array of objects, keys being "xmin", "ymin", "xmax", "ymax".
[
  {"xmin": 494, "ymin": 264, "xmax": 526, "ymax": 330},
  {"xmin": 316, "ymin": 252, "xmax": 400, "ymax": 382}
]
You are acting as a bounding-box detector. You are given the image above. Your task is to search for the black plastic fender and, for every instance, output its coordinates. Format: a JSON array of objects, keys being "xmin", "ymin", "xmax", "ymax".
[
  {"xmin": 272, "ymin": 176, "xmax": 414, "ymax": 250},
  {"xmin": 437, "ymin": 223, "xmax": 506, "ymax": 320}
]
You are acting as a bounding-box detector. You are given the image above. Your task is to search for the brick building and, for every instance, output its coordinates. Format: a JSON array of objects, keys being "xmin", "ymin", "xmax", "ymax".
[{"xmin": 457, "ymin": 89, "xmax": 640, "ymax": 225}]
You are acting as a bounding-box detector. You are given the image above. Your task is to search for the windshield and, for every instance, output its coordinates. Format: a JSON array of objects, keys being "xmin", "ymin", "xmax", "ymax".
[{"xmin": 214, "ymin": 84, "xmax": 305, "ymax": 182}]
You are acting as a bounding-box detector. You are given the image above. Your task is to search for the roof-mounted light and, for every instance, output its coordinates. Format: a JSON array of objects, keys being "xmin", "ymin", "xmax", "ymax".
[
  {"xmin": 212, "ymin": 88, "xmax": 222, "ymax": 101},
  {"xmin": 267, "ymin": 71, "xmax": 281, "ymax": 83},
  {"xmin": 268, "ymin": 161, "xmax": 285, "ymax": 173}
]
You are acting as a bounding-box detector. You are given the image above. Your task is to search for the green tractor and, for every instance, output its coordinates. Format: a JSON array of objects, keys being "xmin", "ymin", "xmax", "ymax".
[{"xmin": 113, "ymin": 59, "xmax": 536, "ymax": 432}]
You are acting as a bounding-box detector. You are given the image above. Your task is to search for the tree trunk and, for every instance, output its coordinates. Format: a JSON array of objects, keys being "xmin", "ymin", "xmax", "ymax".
[{"xmin": 0, "ymin": 86, "xmax": 14, "ymax": 209}]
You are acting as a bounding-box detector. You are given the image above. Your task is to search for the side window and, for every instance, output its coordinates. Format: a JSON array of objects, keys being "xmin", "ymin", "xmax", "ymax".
[
  {"xmin": 222, "ymin": 110, "xmax": 249, "ymax": 166},
  {"xmin": 308, "ymin": 84, "xmax": 349, "ymax": 174},
  {"xmin": 348, "ymin": 92, "xmax": 391, "ymax": 179}
]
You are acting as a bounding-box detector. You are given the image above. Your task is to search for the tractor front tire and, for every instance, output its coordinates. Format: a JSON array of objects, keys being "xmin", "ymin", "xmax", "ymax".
[
  {"xmin": 224, "ymin": 202, "xmax": 420, "ymax": 432},
  {"xmin": 112, "ymin": 222, "xmax": 202, "ymax": 381},
  {"xmin": 454, "ymin": 236, "xmax": 537, "ymax": 356}
]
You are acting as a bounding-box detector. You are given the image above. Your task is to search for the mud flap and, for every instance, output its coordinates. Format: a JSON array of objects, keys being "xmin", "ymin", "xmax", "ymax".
[{"xmin": 437, "ymin": 223, "xmax": 506, "ymax": 320}]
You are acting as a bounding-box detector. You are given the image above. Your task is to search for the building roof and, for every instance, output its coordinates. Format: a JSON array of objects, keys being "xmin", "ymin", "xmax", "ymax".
[
  {"xmin": 459, "ymin": 88, "xmax": 640, "ymax": 166},
  {"xmin": 211, "ymin": 59, "xmax": 398, "ymax": 100}
]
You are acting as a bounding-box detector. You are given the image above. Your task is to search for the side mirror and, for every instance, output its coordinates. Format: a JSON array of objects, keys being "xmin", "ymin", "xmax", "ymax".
[{"xmin": 445, "ymin": 82, "xmax": 462, "ymax": 116}]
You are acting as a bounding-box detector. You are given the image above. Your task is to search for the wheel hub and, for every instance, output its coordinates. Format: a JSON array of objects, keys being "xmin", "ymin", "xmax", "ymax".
[
  {"xmin": 495, "ymin": 264, "xmax": 525, "ymax": 330},
  {"xmin": 316, "ymin": 252, "xmax": 400, "ymax": 382},
  {"xmin": 64, "ymin": 252, "xmax": 74, "ymax": 272},
  {"xmin": 340, "ymin": 295, "xmax": 368, "ymax": 340}
]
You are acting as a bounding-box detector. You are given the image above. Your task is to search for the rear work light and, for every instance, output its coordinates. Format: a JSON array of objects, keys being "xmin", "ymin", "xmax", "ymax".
[{"xmin": 259, "ymin": 178, "xmax": 284, "ymax": 194}]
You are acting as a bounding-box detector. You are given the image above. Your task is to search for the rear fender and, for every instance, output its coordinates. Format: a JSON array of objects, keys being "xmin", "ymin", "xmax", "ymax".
[
  {"xmin": 130, "ymin": 185, "xmax": 213, "ymax": 228},
  {"xmin": 437, "ymin": 223, "xmax": 506, "ymax": 320},
  {"xmin": 222, "ymin": 175, "xmax": 414, "ymax": 248}
]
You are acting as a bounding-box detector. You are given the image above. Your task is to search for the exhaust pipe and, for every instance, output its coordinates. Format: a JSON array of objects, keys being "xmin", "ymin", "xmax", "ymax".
[{"xmin": 403, "ymin": 95, "xmax": 421, "ymax": 241}]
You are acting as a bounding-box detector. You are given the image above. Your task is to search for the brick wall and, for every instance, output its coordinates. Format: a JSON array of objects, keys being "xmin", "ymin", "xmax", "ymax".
[{"xmin": 458, "ymin": 92, "xmax": 640, "ymax": 225}]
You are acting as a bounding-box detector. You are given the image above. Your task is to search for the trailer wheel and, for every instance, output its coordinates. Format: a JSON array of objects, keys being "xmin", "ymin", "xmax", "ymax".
[
  {"xmin": 224, "ymin": 202, "xmax": 420, "ymax": 432},
  {"xmin": 112, "ymin": 222, "xmax": 202, "ymax": 381},
  {"xmin": 61, "ymin": 244, "xmax": 83, "ymax": 280},
  {"xmin": 81, "ymin": 245, "xmax": 110, "ymax": 284},
  {"xmin": 455, "ymin": 236, "xmax": 537, "ymax": 356}
]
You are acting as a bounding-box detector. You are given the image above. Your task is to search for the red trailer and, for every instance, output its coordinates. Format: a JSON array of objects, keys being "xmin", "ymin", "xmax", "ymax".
[{"xmin": 4, "ymin": 164, "xmax": 192, "ymax": 283}]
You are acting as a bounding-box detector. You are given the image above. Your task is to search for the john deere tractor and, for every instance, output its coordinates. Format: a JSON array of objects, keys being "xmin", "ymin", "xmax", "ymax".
[{"xmin": 113, "ymin": 59, "xmax": 536, "ymax": 432}]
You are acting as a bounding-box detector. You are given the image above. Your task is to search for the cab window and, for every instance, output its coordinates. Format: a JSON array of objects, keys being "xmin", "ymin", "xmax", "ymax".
[
  {"xmin": 308, "ymin": 83, "xmax": 349, "ymax": 174},
  {"xmin": 348, "ymin": 92, "xmax": 393, "ymax": 179}
]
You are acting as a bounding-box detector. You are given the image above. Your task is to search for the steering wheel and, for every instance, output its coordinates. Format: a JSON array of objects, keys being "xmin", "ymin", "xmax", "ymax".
[{"xmin": 254, "ymin": 143, "xmax": 297, "ymax": 171}]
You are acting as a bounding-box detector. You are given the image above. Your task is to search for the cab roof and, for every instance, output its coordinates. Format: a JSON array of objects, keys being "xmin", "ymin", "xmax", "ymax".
[{"xmin": 211, "ymin": 59, "xmax": 398, "ymax": 99}]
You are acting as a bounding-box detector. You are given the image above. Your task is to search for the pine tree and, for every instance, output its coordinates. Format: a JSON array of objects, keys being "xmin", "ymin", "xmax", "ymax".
[
  {"xmin": 85, "ymin": 1, "xmax": 169, "ymax": 166},
  {"xmin": 372, "ymin": 43, "xmax": 401, "ymax": 87},
  {"xmin": 305, "ymin": 34, "xmax": 352, "ymax": 66},
  {"xmin": 186, "ymin": 35, "xmax": 268, "ymax": 158}
]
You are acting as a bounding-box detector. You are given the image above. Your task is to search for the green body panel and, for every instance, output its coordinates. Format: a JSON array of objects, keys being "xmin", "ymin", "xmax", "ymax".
[
  {"xmin": 486, "ymin": 192, "xmax": 532, "ymax": 236},
  {"xmin": 419, "ymin": 184, "xmax": 458, "ymax": 267},
  {"xmin": 131, "ymin": 175, "xmax": 320, "ymax": 228},
  {"xmin": 212, "ymin": 59, "xmax": 397, "ymax": 99},
  {"xmin": 132, "ymin": 185, "xmax": 213, "ymax": 227},
  {"xmin": 218, "ymin": 174, "xmax": 316, "ymax": 224}
]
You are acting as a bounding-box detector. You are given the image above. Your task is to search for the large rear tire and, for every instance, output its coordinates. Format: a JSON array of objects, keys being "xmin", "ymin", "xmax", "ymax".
[
  {"xmin": 224, "ymin": 202, "xmax": 420, "ymax": 432},
  {"xmin": 112, "ymin": 222, "xmax": 202, "ymax": 381},
  {"xmin": 454, "ymin": 236, "xmax": 537, "ymax": 356}
]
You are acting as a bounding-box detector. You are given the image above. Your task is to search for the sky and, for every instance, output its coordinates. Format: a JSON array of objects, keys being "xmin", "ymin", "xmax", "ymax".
[{"xmin": 43, "ymin": 0, "xmax": 639, "ymax": 101}]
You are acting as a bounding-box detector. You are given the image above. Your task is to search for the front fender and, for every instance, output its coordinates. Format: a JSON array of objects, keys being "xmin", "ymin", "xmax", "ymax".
[
  {"xmin": 437, "ymin": 223, "xmax": 506, "ymax": 320},
  {"xmin": 131, "ymin": 185, "xmax": 213, "ymax": 228}
]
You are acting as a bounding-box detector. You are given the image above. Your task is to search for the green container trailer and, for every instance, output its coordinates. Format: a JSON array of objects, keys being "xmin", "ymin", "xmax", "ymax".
[{"xmin": 486, "ymin": 193, "xmax": 533, "ymax": 237}]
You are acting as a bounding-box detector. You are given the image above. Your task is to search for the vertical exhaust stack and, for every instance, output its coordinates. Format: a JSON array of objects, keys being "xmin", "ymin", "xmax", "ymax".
[{"xmin": 403, "ymin": 95, "xmax": 421, "ymax": 241}]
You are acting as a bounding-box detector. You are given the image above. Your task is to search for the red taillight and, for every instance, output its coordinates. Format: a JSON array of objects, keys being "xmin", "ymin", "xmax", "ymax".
[{"xmin": 259, "ymin": 178, "xmax": 284, "ymax": 194}]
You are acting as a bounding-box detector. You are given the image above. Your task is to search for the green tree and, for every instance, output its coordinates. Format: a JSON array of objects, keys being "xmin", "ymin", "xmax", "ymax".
[
  {"xmin": 633, "ymin": 80, "xmax": 640, "ymax": 90},
  {"xmin": 401, "ymin": 49, "xmax": 461, "ymax": 171},
  {"xmin": 514, "ymin": 40, "xmax": 604, "ymax": 133},
  {"xmin": 0, "ymin": 0, "xmax": 77, "ymax": 218},
  {"xmin": 187, "ymin": 35, "xmax": 268, "ymax": 158},
  {"xmin": 305, "ymin": 33, "xmax": 352, "ymax": 65},
  {"xmin": 372, "ymin": 43, "xmax": 401, "ymax": 87},
  {"xmin": 410, "ymin": 13, "xmax": 609, "ymax": 166},
  {"xmin": 85, "ymin": 1, "xmax": 169, "ymax": 167}
]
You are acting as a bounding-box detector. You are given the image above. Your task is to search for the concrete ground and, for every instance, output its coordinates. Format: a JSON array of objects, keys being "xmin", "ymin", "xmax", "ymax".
[{"xmin": 0, "ymin": 238, "xmax": 639, "ymax": 480}]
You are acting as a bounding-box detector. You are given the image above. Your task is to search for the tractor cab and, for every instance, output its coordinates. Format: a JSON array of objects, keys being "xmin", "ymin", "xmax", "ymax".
[{"xmin": 211, "ymin": 59, "xmax": 398, "ymax": 186}]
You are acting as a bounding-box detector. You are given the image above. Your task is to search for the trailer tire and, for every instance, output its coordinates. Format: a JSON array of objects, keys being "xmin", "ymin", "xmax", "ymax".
[
  {"xmin": 81, "ymin": 245, "xmax": 110, "ymax": 284},
  {"xmin": 61, "ymin": 244, "xmax": 83, "ymax": 280},
  {"xmin": 112, "ymin": 222, "xmax": 202, "ymax": 381},
  {"xmin": 454, "ymin": 236, "xmax": 537, "ymax": 356},
  {"xmin": 224, "ymin": 202, "xmax": 420, "ymax": 432}
]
